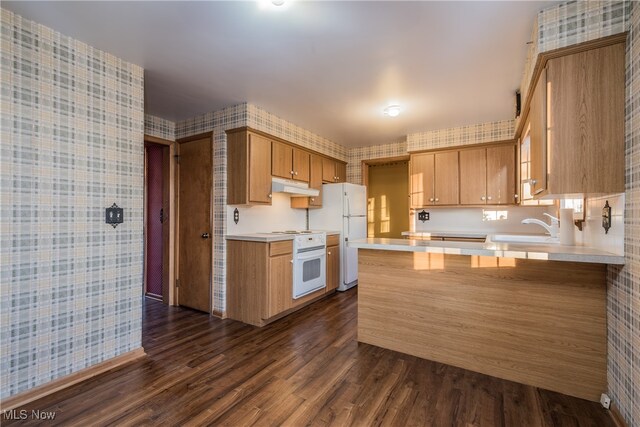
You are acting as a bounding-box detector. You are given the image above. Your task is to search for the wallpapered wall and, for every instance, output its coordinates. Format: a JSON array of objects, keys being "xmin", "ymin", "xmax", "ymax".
[{"xmin": 0, "ymin": 8, "xmax": 144, "ymax": 399}]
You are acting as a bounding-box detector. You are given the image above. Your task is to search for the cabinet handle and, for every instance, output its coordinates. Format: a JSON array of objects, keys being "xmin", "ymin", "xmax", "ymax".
[
  {"xmin": 435, "ymin": 198, "xmax": 439, "ymax": 202},
  {"xmin": 290, "ymin": 259, "xmax": 293, "ymax": 263},
  {"xmin": 531, "ymin": 179, "xmax": 537, "ymax": 186},
  {"xmin": 328, "ymin": 251, "xmax": 332, "ymax": 255},
  {"xmin": 290, "ymin": 170, "xmax": 294, "ymax": 175},
  {"xmin": 311, "ymin": 198, "xmax": 315, "ymax": 202},
  {"xmin": 295, "ymin": 171, "xmax": 298, "ymax": 176},
  {"xmin": 268, "ymin": 194, "xmax": 272, "ymax": 199},
  {"xmin": 429, "ymin": 197, "xmax": 434, "ymax": 202},
  {"xmin": 481, "ymin": 196, "xmax": 486, "ymax": 201},
  {"xmin": 487, "ymin": 196, "xmax": 492, "ymax": 201},
  {"xmin": 514, "ymin": 194, "xmax": 519, "ymax": 199}
]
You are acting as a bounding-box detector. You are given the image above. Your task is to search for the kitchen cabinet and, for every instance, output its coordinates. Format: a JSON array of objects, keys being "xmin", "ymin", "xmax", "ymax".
[
  {"xmin": 226, "ymin": 129, "xmax": 272, "ymax": 205},
  {"xmin": 322, "ymin": 158, "xmax": 347, "ymax": 183},
  {"xmin": 460, "ymin": 143, "xmax": 517, "ymax": 205},
  {"xmin": 526, "ymin": 42, "xmax": 625, "ymax": 198},
  {"xmin": 326, "ymin": 234, "xmax": 340, "ymax": 293},
  {"xmin": 410, "ymin": 151, "xmax": 458, "ymax": 207},
  {"xmin": 227, "ymin": 239, "xmax": 326, "ymax": 327},
  {"xmin": 291, "ymin": 154, "xmax": 323, "ymax": 209},
  {"xmin": 272, "ymin": 141, "xmax": 310, "ymax": 182}
]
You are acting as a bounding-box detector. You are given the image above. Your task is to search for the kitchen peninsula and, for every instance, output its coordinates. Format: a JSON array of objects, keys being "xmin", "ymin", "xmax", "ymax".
[{"xmin": 349, "ymin": 237, "xmax": 624, "ymax": 402}]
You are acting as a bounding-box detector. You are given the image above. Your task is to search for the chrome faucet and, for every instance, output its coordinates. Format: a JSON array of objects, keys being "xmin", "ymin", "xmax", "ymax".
[{"xmin": 521, "ymin": 213, "xmax": 559, "ymax": 238}]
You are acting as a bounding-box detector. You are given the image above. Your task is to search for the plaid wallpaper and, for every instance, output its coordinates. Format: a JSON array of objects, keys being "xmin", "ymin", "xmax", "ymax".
[
  {"xmin": 347, "ymin": 139, "xmax": 407, "ymax": 185},
  {"xmin": 144, "ymin": 114, "xmax": 175, "ymax": 141},
  {"xmin": 0, "ymin": 8, "xmax": 144, "ymax": 399},
  {"xmin": 174, "ymin": 103, "xmax": 346, "ymax": 313}
]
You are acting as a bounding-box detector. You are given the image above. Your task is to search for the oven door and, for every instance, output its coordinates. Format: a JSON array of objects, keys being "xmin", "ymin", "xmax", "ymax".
[{"xmin": 293, "ymin": 248, "xmax": 326, "ymax": 299}]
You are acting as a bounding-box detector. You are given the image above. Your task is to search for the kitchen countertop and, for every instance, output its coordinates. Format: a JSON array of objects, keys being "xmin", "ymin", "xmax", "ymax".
[
  {"xmin": 348, "ymin": 237, "xmax": 625, "ymax": 265},
  {"xmin": 401, "ymin": 231, "xmax": 487, "ymax": 238},
  {"xmin": 226, "ymin": 230, "xmax": 341, "ymax": 242}
]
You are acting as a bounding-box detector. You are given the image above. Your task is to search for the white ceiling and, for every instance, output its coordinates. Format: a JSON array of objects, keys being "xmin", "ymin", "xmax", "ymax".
[{"xmin": 4, "ymin": 1, "xmax": 558, "ymax": 147}]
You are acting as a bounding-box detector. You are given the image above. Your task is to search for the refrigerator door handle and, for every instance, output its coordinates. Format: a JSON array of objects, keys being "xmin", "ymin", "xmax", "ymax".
[{"xmin": 345, "ymin": 194, "xmax": 350, "ymax": 217}]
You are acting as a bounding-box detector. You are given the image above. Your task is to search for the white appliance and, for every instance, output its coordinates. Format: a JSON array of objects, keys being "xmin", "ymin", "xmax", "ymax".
[
  {"xmin": 271, "ymin": 177, "xmax": 320, "ymax": 197},
  {"xmin": 309, "ymin": 183, "xmax": 367, "ymax": 291},
  {"xmin": 292, "ymin": 232, "xmax": 326, "ymax": 299}
]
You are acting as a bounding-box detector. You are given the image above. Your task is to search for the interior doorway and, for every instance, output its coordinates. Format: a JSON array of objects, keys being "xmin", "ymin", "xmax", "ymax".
[
  {"xmin": 144, "ymin": 137, "xmax": 174, "ymax": 303},
  {"xmin": 362, "ymin": 157, "xmax": 410, "ymax": 238},
  {"xmin": 176, "ymin": 133, "xmax": 213, "ymax": 313}
]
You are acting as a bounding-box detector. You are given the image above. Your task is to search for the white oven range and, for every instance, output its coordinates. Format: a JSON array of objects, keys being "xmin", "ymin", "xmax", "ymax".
[{"xmin": 291, "ymin": 232, "xmax": 326, "ymax": 299}]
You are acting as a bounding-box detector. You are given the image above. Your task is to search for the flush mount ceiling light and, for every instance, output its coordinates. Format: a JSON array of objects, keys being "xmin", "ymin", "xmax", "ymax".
[
  {"xmin": 384, "ymin": 105, "xmax": 401, "ymax": 117},
  {"xmin": 272, "ymin": 0, "xmax": 285, "ymax": 5}
]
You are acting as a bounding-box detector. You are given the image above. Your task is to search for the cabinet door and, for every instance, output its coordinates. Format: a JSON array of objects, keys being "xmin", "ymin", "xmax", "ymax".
[
  {"xmin": 309, "ymin": 154, "xmax": 323, "ymax": 206},
  {"xmin": 335, "ymin": 163, "xmax": 347, "ymax": 183},
  {"xmin": 546, "ymin": 44, "xmax": 625, "ymax": 195},
  {"xmin": 529, "ymin": 68, "xmax": 547, "ymax": 195},
  {"xmin": 486, "ymin": 144, "xmax": 516, "ymax": 205},
  {"xmin": 410, "ymin": 153, "xmax": 434, "ymax": 208},
  {"xmin": 326, "ymin": 245, "xmax": 340, "ymax": 292},
  {"xmin": 248, "ymin": 133, "xmax": 273, "ymax": 204},
  {"xmin": 459, "ymin": 148, "xmax": 487, "ymax": 205},
  {"xmin": 265, "ymin": 254, "xmax": 293, "ymax": 318},
  {"xmin": 292, "ymin": 148, "xmax": 310, "ymax": 182},
  {"xmin": 272, "ymin": 141, "xmax": 293, "ymax": 179},
  {"xmin": 434, "ymin": 151, "xmax": 459, "ymax": 205},
  {"xmin": 322, "ymin": 158, "xmax": 336, "ymax": 183}
]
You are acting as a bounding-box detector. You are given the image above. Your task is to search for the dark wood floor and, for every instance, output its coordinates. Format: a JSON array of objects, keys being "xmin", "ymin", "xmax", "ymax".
[{"xmin": 5, "ymin": 289, "xmax": 614, "ymax": 426}]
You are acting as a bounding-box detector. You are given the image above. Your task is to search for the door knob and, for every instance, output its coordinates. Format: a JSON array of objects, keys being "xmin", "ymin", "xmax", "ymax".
[
  {"xmin": 435, "ymin": 198, "xmax": 439, "ymax": 202},
  {"xmin": 487, "ymin": 196, "xmax": 493, "ymax": 201},
  {"xmin": 481, "ymin": 196, "xmax": 486, "ymax": 201},
  {"xmin": 201, "ymin": 233, "xmax": 210, "ymax": 239},
  {"xmin": 429, "ymin": 197, "xmax": 434, "ymax": 202}
]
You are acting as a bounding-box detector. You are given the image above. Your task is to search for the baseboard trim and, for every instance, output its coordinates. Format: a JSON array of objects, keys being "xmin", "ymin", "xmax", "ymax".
[
  {"xmin": 609, "ymin": 403, "xmax": 628, "ymax": 427},
  {"xmin": 0, "ymin": 347, "xmax": 146, "ymax": 411},
  {"xmin": 212, "ymin": 309, "xmax": 226, "ymax": 319}
]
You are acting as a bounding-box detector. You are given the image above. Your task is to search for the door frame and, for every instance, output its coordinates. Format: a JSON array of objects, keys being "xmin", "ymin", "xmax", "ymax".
[
  {"xmin": 175, "ymin": 132, "xmax": 214, "ymax": 314},
  {"xmin": 143, "ymin": 135, "xmax": 176, "ymax": 305},
  {"xmin": 360, "ymin": 155, "xmax": 411, "ymax": 234}
]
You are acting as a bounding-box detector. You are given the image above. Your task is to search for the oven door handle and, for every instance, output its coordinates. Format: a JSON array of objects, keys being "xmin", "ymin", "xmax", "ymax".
[{"xmin": 295, "ymin": 251, "xmax": 326, "ymax": 261}]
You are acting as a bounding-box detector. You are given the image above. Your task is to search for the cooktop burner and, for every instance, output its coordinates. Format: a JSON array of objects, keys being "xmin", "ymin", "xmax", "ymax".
[{"xmin": 270, "ymin": 230, "xmax": 314, "ymax": 235}]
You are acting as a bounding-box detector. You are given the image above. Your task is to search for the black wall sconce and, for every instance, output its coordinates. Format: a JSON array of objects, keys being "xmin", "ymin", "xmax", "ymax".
[{"xmin": 602, "ymin": 201, "xmax": 612, "ymax": 234}]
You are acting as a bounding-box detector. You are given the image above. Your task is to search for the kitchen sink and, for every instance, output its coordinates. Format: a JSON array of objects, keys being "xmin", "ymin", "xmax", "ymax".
[{"xmin": 489, "ymin": 234, "xmax": 559, "ymax": 245}]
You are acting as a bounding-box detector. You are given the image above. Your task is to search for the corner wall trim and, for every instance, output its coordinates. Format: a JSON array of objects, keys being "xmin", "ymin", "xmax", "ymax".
[
  {"xmin": 609, "ymin": 403, "xmax": 629, "ymax": 427},
  {"xmin": 0, "ymin": 347, "xmax": 146, "ymax": 412}
]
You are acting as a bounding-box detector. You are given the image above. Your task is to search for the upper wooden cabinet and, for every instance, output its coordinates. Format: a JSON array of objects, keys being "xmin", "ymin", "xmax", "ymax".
[
  {"xmin": 226, "ymin": 129, "xmax": 272, "ymax": 205},
  {"xmin": 525, "ymin": 42, "xmax": 625, "ymax": 198},
  {"xmin": 291, "ymin": 154, "xmax": 323, "ymax": 209},
  {"xmin": 272, "ymin": 141, "xmax": 310, "ymax": 182},
  {"xmin": 322, "ymin": 158, "xmax": 347, "ymax": 183},
  {"xmin": 460, "ymin": 144, "xmax": 517, "ymax": 205},
  {"xmin": 410, "ymin": 151, "xmax": 459, "ymax": 207}
]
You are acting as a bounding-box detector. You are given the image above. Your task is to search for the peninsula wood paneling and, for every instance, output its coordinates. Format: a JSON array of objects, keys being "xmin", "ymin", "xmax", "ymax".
[{"xmin": 357, "ymin": 249, "xmax": 607, "ymax": 402}]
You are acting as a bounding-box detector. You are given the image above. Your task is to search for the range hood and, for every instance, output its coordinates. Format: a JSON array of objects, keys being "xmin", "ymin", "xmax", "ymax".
[{"xmin": 272, "ymin": 177, "xmax": 320, "ymax": 197}]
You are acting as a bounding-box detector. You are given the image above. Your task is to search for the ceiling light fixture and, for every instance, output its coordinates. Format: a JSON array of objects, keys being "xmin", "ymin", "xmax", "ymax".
[
  {"xmin": 272, "ymin": 0, "xmax": 285, "ymax": 5},
  {"xmin": 384, "ymin": 105, "xmax": 401, "ymax": 118}
]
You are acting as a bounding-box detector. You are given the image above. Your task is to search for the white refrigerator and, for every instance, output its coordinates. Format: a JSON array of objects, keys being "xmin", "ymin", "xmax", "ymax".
[{"xmin": 309, "ymin": 183, "xmax": 367, "ymax": 291}]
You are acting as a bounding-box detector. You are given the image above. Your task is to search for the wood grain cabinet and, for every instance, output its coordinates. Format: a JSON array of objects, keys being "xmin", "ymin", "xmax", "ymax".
[
  {"xmin": 291, "ymin": 154, "xmax": 323, "ymax": 209},
  {"xmin": 526, "ymin": 42, "xmax": 625, "ymax": 198},
  {"xmin": 410, "ymin": 151, "xmax": 459, "ymax": 207},
  {"xmin": 326, "ymin": 234, "xmax": 340, "ymax": 293},
  {"xmin": 322, "ymin": 158, "xmax": 347, "ymax": 183},
  {"xmin": 226, "ymin": 129, "xmax": 273, "ymax": 205},
  {"xmin": 227, "ymin": 239, "xmax": 328, "ymax": 327},
  {"xmin": 460, "ymin": 144, "xmax": 517, "ymax": 205},
  {"xmin": 272, "ymin": 141, "xmax": 310, "ymax": 182}
]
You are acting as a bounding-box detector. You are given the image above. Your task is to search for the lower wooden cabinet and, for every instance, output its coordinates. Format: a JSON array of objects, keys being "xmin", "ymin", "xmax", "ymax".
[
  {"xmin": 326, "ymin": 234, "xmax": 340, "ymax": 293},
  {"xmin": 227, "ymin": 239, "xmax": 327, "ymax": 327}
]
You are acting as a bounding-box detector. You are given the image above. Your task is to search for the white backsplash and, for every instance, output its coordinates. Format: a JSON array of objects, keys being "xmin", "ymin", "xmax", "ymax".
[
  {"xmin": 226, "ymin": 193, "xmax": 307, "ymax": 235},
  {"xmin": 575, "ymin": 193, "xmax": 624, "ymax": 255},
  {"xmin": 411, "ymin": 206, "xmax": 554, "ymax": 234}
]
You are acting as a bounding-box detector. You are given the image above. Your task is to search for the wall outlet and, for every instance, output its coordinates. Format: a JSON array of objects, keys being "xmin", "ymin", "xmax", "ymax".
[{"xmin": 600, "ymin": 393, "xmax": 611, "ymax": 409}]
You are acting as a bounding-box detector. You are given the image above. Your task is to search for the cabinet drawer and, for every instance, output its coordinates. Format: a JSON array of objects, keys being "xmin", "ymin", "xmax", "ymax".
[
  {"xmin": 327, "ymin": 234, "xmax": 340, "ymax": 247},
  {"xmin": 270, "ymin": 240, "xmax": 293, "ymax": 256}
]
